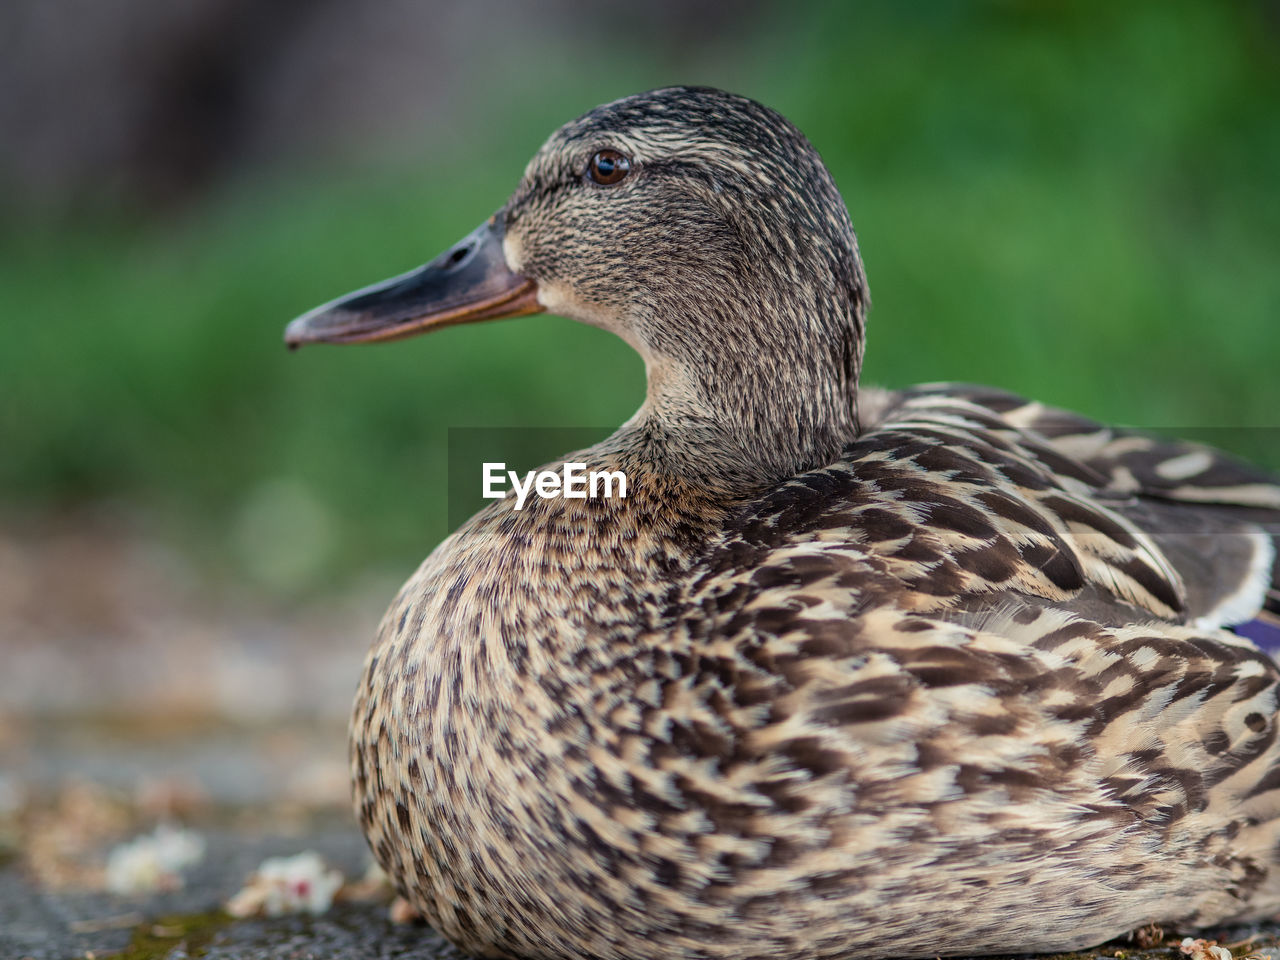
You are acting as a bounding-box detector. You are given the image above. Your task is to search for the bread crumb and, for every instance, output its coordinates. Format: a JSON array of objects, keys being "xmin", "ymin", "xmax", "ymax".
[
  {"xmin": 104, "ymin": 825, "xmax": 205, "ymax": 895},
  {"xmin": 225, "ymin": 851, "xmax": 344, "ymax": 917}
]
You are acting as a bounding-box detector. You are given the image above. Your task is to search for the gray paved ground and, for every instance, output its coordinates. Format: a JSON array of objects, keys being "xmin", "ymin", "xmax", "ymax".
[{"xmin": 0, "ymin": 817, "xmax": 465, "ymax": 960}]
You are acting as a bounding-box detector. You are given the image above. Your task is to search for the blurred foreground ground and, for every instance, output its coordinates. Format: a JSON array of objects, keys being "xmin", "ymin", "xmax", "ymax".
[
  {"xmin": 0, "ymin": 515, "xmax": 414, "ymax": 957},
  {"xmin": 0, "ymin": 511, "xmax": 476, "ymax": 958},
  {"xmin": 0, "ymin": 512, "xmax": 383, "ymax": 803}
]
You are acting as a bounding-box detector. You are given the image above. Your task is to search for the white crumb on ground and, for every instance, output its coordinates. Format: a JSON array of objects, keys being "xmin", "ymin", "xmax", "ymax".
[
  {"xmin": 1180, "ymin": 937, "xmax": 1233, "ymax": 960},
  {"xmin": 225, "ymin": 850, "xmax": 345, "ymax": 917},
  {"xmin": 104, "ymin": 824, "xmax": 206, "ymax": 895}
]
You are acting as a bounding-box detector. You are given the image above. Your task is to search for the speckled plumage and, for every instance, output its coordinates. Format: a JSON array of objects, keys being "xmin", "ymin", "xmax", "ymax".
[{"xmin": 302, "ymin": 88, "xmax": 1280, "ymax": 960}]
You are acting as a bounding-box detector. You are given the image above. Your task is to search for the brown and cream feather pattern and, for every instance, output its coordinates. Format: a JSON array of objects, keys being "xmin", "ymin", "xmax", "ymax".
[
  {"xmin": 290, "ymin": 87, "xmax": 1280, "ymax": 960},
  {"xmin": 353, "ymin": 392, "xmax": 1280, "ymax": 960}
]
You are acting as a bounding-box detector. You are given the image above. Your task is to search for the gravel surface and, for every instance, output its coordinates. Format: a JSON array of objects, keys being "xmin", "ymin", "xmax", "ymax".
[{"xmin": 0, "ymin": 819, "xmax": 466, "ymax": 960}]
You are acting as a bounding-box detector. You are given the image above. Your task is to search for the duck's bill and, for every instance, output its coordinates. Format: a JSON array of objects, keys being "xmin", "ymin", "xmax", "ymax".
[{"xmin": 284, "ymin": 216, "xmax": 543, "ymax": 347}]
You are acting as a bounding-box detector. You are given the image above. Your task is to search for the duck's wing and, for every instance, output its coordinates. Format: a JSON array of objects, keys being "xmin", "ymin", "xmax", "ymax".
[
  {"xmin": 661, "ymin": 566, "xmax": 1280, "ymax": 944},
  {"xmin": 653, "ymin": 395, "xmax": 1280, "ymax": 949},
  {"xmin": 857, "ymin": 384, "xmax": 1280, "ymax": 632}
]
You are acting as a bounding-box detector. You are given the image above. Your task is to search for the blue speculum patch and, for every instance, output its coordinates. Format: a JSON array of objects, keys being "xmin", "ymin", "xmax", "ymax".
[{"xmin": 1234, "ymin": 618, "xmax": 1280, "ymax": 655}]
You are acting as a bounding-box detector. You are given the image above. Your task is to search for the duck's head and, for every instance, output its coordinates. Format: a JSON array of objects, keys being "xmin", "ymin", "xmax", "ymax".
[{"xmin": 287, "ymin": 87, "xmax": 869, "ymax": 488}]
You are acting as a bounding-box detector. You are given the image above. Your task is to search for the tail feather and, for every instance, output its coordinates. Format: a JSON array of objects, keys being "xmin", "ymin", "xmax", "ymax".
[{"xmin": 892, "ymin": 383, "xmax": 1280, "ymax": 631}]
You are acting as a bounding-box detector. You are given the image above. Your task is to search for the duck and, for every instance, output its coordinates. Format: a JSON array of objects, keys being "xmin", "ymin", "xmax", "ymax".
[{"xmin": 285, "ymin": 87, "xmax": 1280, "ymax": 960}]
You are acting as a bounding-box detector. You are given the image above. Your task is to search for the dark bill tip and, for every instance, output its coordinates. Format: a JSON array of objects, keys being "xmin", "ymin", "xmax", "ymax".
[{"xmin": 284, "ymin": 217, "xmax": 543, "ymax": 348}]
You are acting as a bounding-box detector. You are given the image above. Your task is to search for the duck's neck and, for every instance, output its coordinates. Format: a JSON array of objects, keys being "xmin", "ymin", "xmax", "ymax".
[
  {"xmin": 612, "ymin": 214, "xmax": 868, "ymax": 494},
  {"xmin": 625, "ymin": 323, "xmax": 862, "ymax": 495}
]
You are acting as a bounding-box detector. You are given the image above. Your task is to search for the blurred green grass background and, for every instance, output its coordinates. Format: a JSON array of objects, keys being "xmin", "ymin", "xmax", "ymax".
[{"xmin": 2, "ymin": 0, "xmax": 1277, "ymax": 595}]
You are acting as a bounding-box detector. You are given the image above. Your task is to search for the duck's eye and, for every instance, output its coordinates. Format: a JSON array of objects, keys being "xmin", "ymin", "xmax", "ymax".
[{"xmin": 588, "ymin": 149, "xmax": 631, "ymax": 185}]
